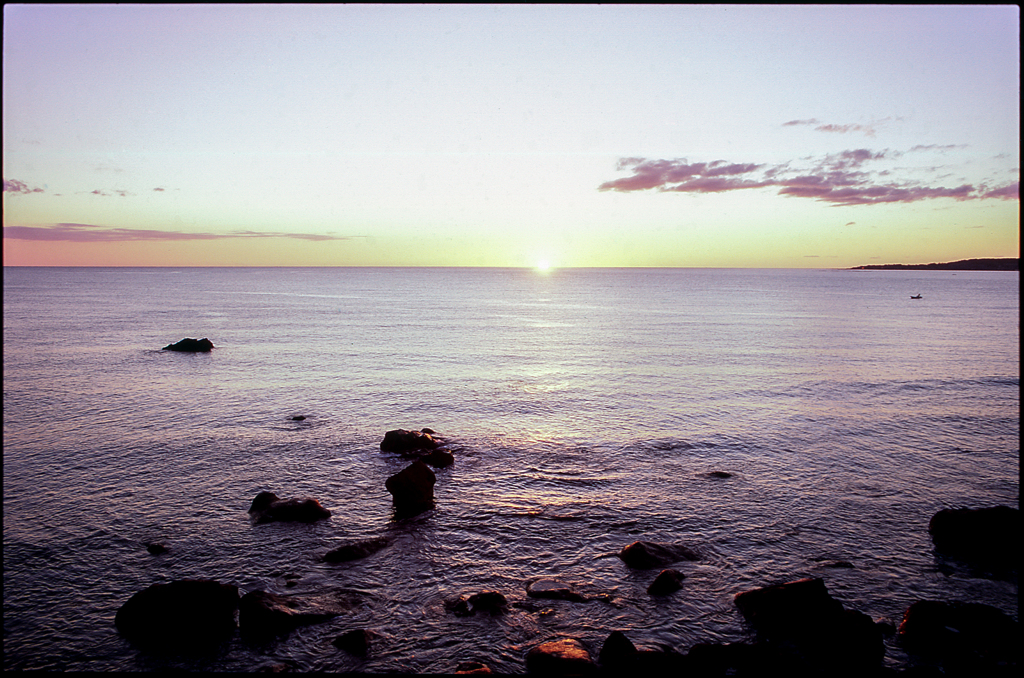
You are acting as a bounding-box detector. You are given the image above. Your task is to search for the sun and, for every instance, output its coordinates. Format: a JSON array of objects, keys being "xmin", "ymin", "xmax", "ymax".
[{"xmin": 535, "ymin": 260, "xmax": 552, "ymax": 273}]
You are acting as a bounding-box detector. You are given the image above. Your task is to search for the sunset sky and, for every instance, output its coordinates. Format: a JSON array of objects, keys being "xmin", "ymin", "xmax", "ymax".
[{"xmin": 3, "ymin": 4, "xmax": 1019, "ymax": 268}]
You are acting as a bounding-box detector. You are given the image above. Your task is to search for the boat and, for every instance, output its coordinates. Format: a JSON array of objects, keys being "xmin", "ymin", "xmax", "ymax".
[{"xmin": 910, "ymin": 294, "xmax": 922, "ymax": 299}]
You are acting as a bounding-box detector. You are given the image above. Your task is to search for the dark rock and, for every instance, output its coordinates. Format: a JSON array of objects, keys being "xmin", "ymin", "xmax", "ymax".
[
  {"xmin": 385, "ymin": 460, "xmax": 436, "ymax": 516},
  {"xmin": 290, "ymin": 415, "xmax": 306, "ymax": 421},
  {"xmin": 380, "ymin": 428, "xmax": 440, "ymax": 454},
  {"xmin": 707, "ymin": 471, "xmax": 733, "ymax": 478},
  {"xmin": 420, "ymin": 448, "xmax": 455, "ymax": 468},
  {"xmin": 526, "ymin": 579, "xmax": 587, "ymax": 603},
  {"xmin": 162, "ymin": 337, "xmax": 214, "ymax": 352},
  {"xmin": 928, "ymin": 505, "xmax": 1020, "ymax": 568},
  {"xmin": 238, "ymin": 590, "xmax": 341, "ymax": 640},
  {"xmin": 420, "ymin": 427, "xmax": 437, "ymax": 435},
  {"xmin": 598, "ymin": 630, "xmax": 637, "ymax": 668},
  {"xmin": 898, "ymin": 600, "xmax": 1019, "ymax": 670},
  {"xmin": 734, "ymin": 578, "xmax": 884, "ymax": 672},
  {"xmin": 685, "ymin": 642, "xmax": 777, "ymax": 675},
  {"xmin": 647, "ymin": 568, "xmax": 685, "ymax": 595},
  {"xmin": 332, "ymin": 629, "xmax": 373, "ymax": 656},
  {"xmin": 248, "ymin": 491, "xmax": 331, "ymax": 524},
  {"xmin": 618, "ymin": 540, "xmax": 700, "ymax": 569},
  {"xmin": 323, "ymin": 537, "xmax": 391, "ymax": 563},
  {"xmin": 526, "ymin": 637, "xmax": 596, "ymax": 674},
  {"xmin": 455, "ymin": 661, "xmax": 492, "ymax": 674},
  {"xmin": 446, "ymin": 596, "xmax": 473, "ymax": 617},
  {"xmin": 114, "ymin": 579, "xmax": 239, "ymax": 650},
  {"xmin": 468, "ymin": 591, "xmax": 508, "ymax": 616},
  {"xmin": 144, "ymin": 541, "xmax": 169, "ymax": 555}
]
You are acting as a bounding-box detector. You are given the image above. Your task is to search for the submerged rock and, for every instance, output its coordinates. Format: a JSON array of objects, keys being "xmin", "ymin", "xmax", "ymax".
[
  {"xmin": 162, "ymin": 337, "xmax": 214, "ymax": 352},
  {"xmin": 420, "ymin": 448, "xmax": 455, "ymax": 468},
  {"xmin": 332, "ymin": 628, "xmax": 374, "ymax": 656},
  {"xmin": 618, "ymin": 540, "xmax": 700, "ymax": 569},
  {"xmin": 323, "ymin": 537, "xmax": 392, "ymax": 563},
  {"xmin": 385, "ymin": 460, "xmax": 436, "ymax": 516},
  {"xmin": 526, "ymin": 579, "xmax": 587, "ymax": 603},
  {"xmin": 468, "ymin": 591, "xmax": 508, "ymax": 616},
  {"xmin": 239, "ymin": 590, "xmax": 342, "ymax": 640},
  {"xmin": 248, "ymin": 491, "xmax": 331, "ymax": 524},
  {"xmin": 115, "ymin": 579, "xmax": 239, "ymax": 650},
  {"xmin": 526, "ymin": 637, "xmax": 596, "ymax": 674}
]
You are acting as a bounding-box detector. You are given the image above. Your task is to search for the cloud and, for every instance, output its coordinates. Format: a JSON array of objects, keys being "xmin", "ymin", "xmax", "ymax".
[
  {"xmin": 783, "ymin": 117, "xmax": 899, "ymax": 138},
  {"xmin": 4, "ymin": 178, "xmax": 44, "ymax": 195},
  {"xmin": 598, "ymin": 150, "xmax": 1020, "ymax": 206},
  {"xmin": 153, "ymin": 187, "xmax": 165, "ymax": 192},
  {"xmin": 88, "ymin": 188, "xmax": 132, "ymax": 197},
  {"xmin": 2, "ymin": 223, "xmax": 363, "ymax": 243}
]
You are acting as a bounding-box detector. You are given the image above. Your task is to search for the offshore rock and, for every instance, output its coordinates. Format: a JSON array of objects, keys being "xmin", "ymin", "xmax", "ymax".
[
  {"xmin": 898, "ymin": 600, "xmax": 1019, "ymax": 671},
  {"xmin": 597, "ymin": 630, "xmax": 686, "ymax": 672},
  {"xmin": 323, "ymin": 537, "xmax": 392, "ymax": 563},
  {"xmin": 332, "ymin": 628, "xmax": 375, "ymax": 656},
  {"xmin": 239, "ymin": 590, "xmax": 342, "ymax": 640},
  {"xmin": 618, "ymin": 540, "xmax": 700, "ymax": 569},
  {"xmin": 928, "ymin": 505, "xmax": 1020, "ymax": 569},
  {"xmin": 385, "ymin": 460, "xmax": 436, "ymax": 516},
  {"xmin": 526, "ymin": 579, "xmax": 587, "ymax": 603},
  {"xmin": 162, "ymin": 337, "xmax": 214, "ymax": 352},
  {"xmin": 526, "ymin": 637, "xmax": 596, "ymax": 674},
  {"xmin": 455, "ymin": 661, "xmax": 493, "ymax": 674},
  {"xmin": 248, "ymin": 491, "xmax": 331, "ymax": 524},
  {"xmin": 114, "ymin": 579, "xmax": 239, "ymax": 650},
  {"xmin": 734, "ymin": 577, "xmax": 883, "ymax": 673},
  {"xmin": 380, "ymin": 428, "xmax": 440, "ymax": 454},
  {"xmin": 647, "ymin": 568, "xmax": 685, "ymax": 595},
  {"xmin": 420, "ymin": 448, "xmax": 455, "ymax": 468},
  {"xmin": 467, "ymin": 591, "xmax": 508, "ymax": 616}
]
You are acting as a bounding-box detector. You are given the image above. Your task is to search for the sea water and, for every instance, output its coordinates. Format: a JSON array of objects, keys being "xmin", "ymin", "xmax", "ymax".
[{"xmin": 2, "ymin": 266, "xmax": 1018, "ymax": 672}]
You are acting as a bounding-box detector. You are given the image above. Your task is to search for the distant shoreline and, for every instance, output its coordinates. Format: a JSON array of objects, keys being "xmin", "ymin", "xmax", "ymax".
[{"xmin": 849, "ymin": 258, "xmax": 1019, "ymax": 271}]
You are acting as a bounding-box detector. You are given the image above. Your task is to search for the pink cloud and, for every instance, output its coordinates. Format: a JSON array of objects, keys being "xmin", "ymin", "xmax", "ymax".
[
  {"xmin": 3, "ymin": 178, "xmax": 44, "ymax": 194},
  {"xmin": 3, "ymin": 223, "xmax": 362, "ymax": 243}
]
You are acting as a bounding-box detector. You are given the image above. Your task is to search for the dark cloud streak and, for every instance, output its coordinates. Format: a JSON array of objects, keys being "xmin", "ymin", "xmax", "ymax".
[{"xmin": 598, "ymin": 150, "xmax": 1019, "ymax": 206}]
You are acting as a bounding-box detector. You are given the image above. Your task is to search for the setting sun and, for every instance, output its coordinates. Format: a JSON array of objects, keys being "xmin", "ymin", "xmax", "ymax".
[{"xmin": 535, "ymin": 260, "xmax": 552, "ymax": 273}]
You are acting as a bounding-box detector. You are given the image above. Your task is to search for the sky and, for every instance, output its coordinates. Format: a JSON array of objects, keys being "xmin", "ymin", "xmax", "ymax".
[{"xmin": 2, "ymin": 4, "xmax": 1019, "ymax": 268}]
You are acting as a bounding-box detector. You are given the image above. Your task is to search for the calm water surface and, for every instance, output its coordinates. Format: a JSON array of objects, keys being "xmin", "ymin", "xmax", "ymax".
[{"xmin": 3, "ymin": 267, "xmax": 1019, "ymax": 672}]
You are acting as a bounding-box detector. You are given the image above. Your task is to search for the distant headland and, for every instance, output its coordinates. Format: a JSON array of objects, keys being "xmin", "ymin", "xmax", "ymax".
[{"xmin": 849, "ymin": 258, "xmax": 1018, "ymax": 271}]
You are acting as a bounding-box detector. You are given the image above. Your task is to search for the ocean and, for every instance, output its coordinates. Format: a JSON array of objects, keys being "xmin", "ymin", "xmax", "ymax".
[{"xmin": 2, "ymin": 266, "xmax": 1018, "ymax": 672}]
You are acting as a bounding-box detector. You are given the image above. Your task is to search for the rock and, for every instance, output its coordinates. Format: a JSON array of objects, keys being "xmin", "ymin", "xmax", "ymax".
[
  {"xmin": 420, "ymin": 449, "xmax": 455, "ymax": 468},
  {"xmin": 647, "ymin": 569, "xmax": 685, "ymax": 595},
  {"xmin": 598, "ymin": 630, "xmax": 637, "ymax": 668},
  {"xmin": 323, "ymin": 537, "xmax": 391, "ymax": 563},
  {"xmin": 248, "ymin": 491, "xmax": 331, "ymax": 524},
  {"xmin": 144, "ymin": 541, "xmax": 169, "ymax": 555},
  {"xmin": 290, "ymin": 415, "xmax": 306, "ymax": 421},
  {"xmin": 467, "ymin": 591, "xmax": 508, "ymax": 616},
  {"xmin": 685, "ymin": 642, "xmax": 779, "ymax": 675},
  {"xmin": 446, "ymin": 596, "xmax": 473, "ymax": 617},
  {"xmin": 332, "ymin": 629, "xmax": 374, "ymax": 656},
  {"xmin": 928, "ymin": 505, "xmax": 1020, "ymax": 568},
  {"xmin": 898, "ymin": 600, "xmax": 1019, "ymax": 670},
  {"xmin": 707, "ymin": 471, "xmax": 733, "ymax": 478},
  {"xmin": 618, "ymin": 541, "xmax": 700, "ymax": 569},
  {"xmin": 526, "ymin": 579, "xmax": 587, "ymax": 603},
  {"xmin": 162, "ymin": 337, "xmax": 214, "ymax": 352},
  {"xmin": 455, "ymin": 661, "xmax": 492, "ymax": 674},
  {"xmin": 526, "ymin": 637, "xmax": 596, "ymax": 674},
  {"xmin": 734, "ymin": 578, "xmax": 883, "ymax": 672},
  {"xmin": 238, "ymin": 590, "xmax": 342, "ymax": 640},
  {"xmin": 385, "ymin": 460, "xmax": 436, "ymax": 516},
  {"xmin": 114, "ymin": 579, "xmax": 239, "ymax": 650},
  {"xmin": 380, "ymin": 428, "xmax": 440, "ymax": 454}
]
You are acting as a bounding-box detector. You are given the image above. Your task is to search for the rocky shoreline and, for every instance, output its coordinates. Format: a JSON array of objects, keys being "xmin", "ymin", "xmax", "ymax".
[{"xmin": 114, "ymin": 427, "xmax": 1019, "ymax": 674}]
